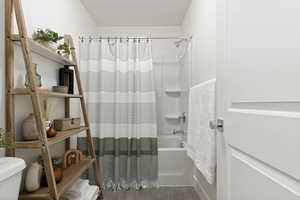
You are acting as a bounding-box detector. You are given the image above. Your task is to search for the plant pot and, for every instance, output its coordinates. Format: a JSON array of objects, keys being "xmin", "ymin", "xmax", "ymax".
[
  {"xmin": 41, "ymin": 168, "xmax": 64, "ymax": 186},
  {"xmin": 54, "ymin": 168, "xmax": 64, "ymax": 183}
]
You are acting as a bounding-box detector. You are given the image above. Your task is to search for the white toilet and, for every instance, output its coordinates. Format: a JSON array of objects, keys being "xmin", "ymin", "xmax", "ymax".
[{"xmin": 0, "ymin": 157, "xmax": 26, "ymax": 200}]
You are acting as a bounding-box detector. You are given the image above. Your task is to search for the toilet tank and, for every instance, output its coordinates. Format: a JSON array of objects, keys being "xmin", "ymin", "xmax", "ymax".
[{"xmin": 0, "ymin": 157, "xmax": 26, "ymax": 200}]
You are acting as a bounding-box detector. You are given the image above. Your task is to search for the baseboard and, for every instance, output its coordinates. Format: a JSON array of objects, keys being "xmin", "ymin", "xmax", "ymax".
[{"xmin": 192, "ymin": 175, "xmax": 211, "ymax": 200}]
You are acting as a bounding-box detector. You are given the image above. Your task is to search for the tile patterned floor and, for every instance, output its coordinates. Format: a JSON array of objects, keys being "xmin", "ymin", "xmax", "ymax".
[{"xmin": 103, "ymin": 187, "xmax": 201, "ymax": 200}]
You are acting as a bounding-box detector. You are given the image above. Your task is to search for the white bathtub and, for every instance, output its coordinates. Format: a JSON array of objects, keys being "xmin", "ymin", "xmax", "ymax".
[{"xmin": 158, "ymin": 135, "xmax": 193, "ymax": 186}]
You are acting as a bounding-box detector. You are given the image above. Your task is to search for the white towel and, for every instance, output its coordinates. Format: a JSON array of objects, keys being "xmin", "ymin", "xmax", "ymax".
[
  {"xmin": 91, "ymin": 190, "xmax": 100, "ymax": 200},
  {"xmin": 187, "ymin": 79, "xmax": 216, "ymax": 184},
  {"xmin": 69, "ymin": 179, "xmax": 89, "ymax": 192},
  {"xmin": 60, "ymin": 179, "xmax": 90, "ymax": 200},
  {"xmin": 85, "ymin": 185, "xmax": 99, "ymax": 200},
  {"xmin": 60, "ymin": 193, "xmax": 81, "ymax": 200}
]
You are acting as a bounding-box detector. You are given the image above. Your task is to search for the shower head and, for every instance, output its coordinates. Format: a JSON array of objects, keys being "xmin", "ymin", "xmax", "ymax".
[
  {"xmin": 174, "ymin": 36, "xmax": 192, "ymax": 48},
  {"xmin": 174, "ymin": 38, "xmax": 187, "ymax": 48}
]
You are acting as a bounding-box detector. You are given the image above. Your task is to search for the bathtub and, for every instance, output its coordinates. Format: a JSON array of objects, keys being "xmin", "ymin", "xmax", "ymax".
[{"xmin": 158, "ymin": 135, "xmax": 193, "ymax": 186}]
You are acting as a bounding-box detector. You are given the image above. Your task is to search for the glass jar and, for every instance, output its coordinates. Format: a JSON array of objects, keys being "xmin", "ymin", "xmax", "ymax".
[{"xmin": 25, "ymin": 63, "xmax": 42, "ymax": 88}]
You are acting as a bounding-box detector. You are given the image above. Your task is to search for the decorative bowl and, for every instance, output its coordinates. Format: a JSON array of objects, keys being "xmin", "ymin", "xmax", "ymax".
[{"xmin": 52, "ymin": 86, "xmax": 68, "ymax": 93}]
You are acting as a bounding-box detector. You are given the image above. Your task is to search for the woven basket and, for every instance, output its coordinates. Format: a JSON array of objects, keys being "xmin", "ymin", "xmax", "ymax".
[{"xmin": 53, "ymin": 118, "xmax": 80, "ymax": 131}]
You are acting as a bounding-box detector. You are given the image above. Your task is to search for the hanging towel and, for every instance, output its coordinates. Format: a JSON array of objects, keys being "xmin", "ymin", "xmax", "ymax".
[{"xmin": 187, "ymin": 79, "xmax": 216, "ymax": 184}]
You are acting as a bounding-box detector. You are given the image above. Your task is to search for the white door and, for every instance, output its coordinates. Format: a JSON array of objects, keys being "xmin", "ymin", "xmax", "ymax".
[{"xmin": 217, "ymin": 0, "xmax": 300, "ymax": 199}]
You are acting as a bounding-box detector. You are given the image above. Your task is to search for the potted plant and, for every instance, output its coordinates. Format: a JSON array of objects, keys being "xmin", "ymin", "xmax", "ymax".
[
  {"xmin": 57, "ymin": 41, "xmax": 75, "ymax": 59},
  {"xmin": 0, "ymin": 128, "xmax": 14, "ymax": 148},
  {"xmin": 32, "ymin": 28, "xmax": 63, "ymax": 51}
]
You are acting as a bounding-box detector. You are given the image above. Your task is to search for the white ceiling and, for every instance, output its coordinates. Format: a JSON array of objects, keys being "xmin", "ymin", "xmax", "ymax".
[{"xmin": 81, "ymin": 0, "xmax": 191, "ymax": 26}]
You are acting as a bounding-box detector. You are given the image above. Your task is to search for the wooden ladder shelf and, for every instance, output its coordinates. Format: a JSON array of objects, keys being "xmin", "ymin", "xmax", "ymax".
[{"xmin": 5, "ymin": 0, "xmax": 102, "ymax": 199}]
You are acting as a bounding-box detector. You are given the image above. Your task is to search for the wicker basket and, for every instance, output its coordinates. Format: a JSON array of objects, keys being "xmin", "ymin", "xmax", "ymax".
[{"xmin": 53, "ymin": 118, "xmax": 80, "ymax": 131}]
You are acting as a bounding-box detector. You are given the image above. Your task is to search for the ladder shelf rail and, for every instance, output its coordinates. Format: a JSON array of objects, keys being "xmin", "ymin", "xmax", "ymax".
[{"xmin": 4, "ymin": 0, "xmax": 102, "ymax": 199}]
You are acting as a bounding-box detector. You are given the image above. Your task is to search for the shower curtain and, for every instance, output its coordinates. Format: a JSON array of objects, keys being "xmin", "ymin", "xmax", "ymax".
[{"xmin": 77, "ymin": 38, "xmax": 158, "ymax": 191}]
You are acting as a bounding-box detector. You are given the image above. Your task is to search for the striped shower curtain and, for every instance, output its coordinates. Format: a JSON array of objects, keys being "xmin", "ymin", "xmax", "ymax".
[{"xmin": 77, "ymin": 38, "xmax": 158, "ymax": 191}]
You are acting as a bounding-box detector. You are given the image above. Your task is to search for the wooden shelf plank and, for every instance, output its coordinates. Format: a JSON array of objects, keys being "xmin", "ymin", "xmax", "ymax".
[
  {"xmin": 15, "ymin": 140, "xmax": 42, "ymax": 148},
  {"xmin": 19, "ymin": 159, "xmax": 95, "ymax": 200},
  {"xmin": 15, "ymin": 127, "xmax": 88, "ymax": 148},
  {"xmin": 13, "ymin": 38, "xmax": 76, "ymax": 66},
  {"xmin": 48, "ymin": 127, "xmax": 88, "ymax": 145},
  {"xmin": 11, "ymin": 88, "xmax": 83, "ymax": 98}
]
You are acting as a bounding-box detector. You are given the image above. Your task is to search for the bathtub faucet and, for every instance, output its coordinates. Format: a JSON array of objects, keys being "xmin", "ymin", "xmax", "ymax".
[{"xmin": 173, "ymin": 129, "xmax": 185, "ymax": 135}]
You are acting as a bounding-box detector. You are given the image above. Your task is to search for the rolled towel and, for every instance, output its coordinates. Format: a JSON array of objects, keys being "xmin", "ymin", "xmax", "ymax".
[
  {"xmin": 69, "ymin": 179, "xmax": 89, "ymax": 193},
  {"xmin": 60, "ymin": 192, "xmax": 81, "ymax": 200},
  {"xmin": 61, "ymin": 179, "xmax": 90, "ymax": 200},
  {"xmin": 91, "ymin": 189, "xmax": 100, "ymax": 200}
]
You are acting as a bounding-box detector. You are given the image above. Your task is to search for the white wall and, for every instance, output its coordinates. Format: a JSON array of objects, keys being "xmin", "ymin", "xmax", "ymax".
[
  {"xmin": 22, "ymin": 0, "xmax": 96, "ymax": 37},
  {"xmin": 182, "ymin": 0, "xmax": 217, "ymax": 200},
  {"xmin": 0, "ymin": 0, "xmax": 97, "ymax": 159},
  {"xmin": 183, "ymin": 0, "xmax": 216, "ymax": 87},
  {"xmin": 96, "ymin": 26, "xmax": 182, "ymax": 37}
]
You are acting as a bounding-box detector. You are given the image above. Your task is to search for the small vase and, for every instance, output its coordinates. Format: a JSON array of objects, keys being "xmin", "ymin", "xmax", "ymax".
[
  {"xmin": 54, "ymin": 168, "xmax": 64, "ymax": 183},
  {"xmin": 22, "ymin": 114, "xmax": 53, "ymax": 141},
  {"xmin": 25, "ymin": 63, "xmax": 42, "ymax": 88},
  {"xmin": 47, "ymin": 127, "xmax": 57, "ymax": 138},
  {"xmin": 25, "ymin": 162, "xmax": 43, "ymax": 192},
  {"xmin": 22, "ymin": 113, "xmax": 39, "ymax": 141},
  {"xmin": 41, "ymin": 168, "xmax": 63, "ymax": 186}
]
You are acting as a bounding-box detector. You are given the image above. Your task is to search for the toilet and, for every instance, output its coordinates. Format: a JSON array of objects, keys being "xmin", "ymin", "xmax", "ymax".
[{"xmin": 0, "ymin": 157, "xmax": 26, "ymax": 200}]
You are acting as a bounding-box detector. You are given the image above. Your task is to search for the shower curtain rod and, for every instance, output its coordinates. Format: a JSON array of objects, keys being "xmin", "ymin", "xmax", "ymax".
[{"xmin": 79, "ymin": 36, "xmax": 192, "ymax": 41}]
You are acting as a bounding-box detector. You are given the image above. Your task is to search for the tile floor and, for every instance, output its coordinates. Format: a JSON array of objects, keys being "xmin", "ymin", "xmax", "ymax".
[{"xmin": 103, "ymin": 187, "xmax": 201, "ymax": 200}]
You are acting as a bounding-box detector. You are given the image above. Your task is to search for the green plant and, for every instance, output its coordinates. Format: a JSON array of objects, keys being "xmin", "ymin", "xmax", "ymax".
[
  {"xmin": 0, "ymin": 128, "xmax": 15, "ymax": 148},
  {"xmin": 32, "ymin": 28, "xmax": 63, "ymax": 44},
  {"xmin": 57, "ymin": 42, "xmax": 75, "ymax": 56}
]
